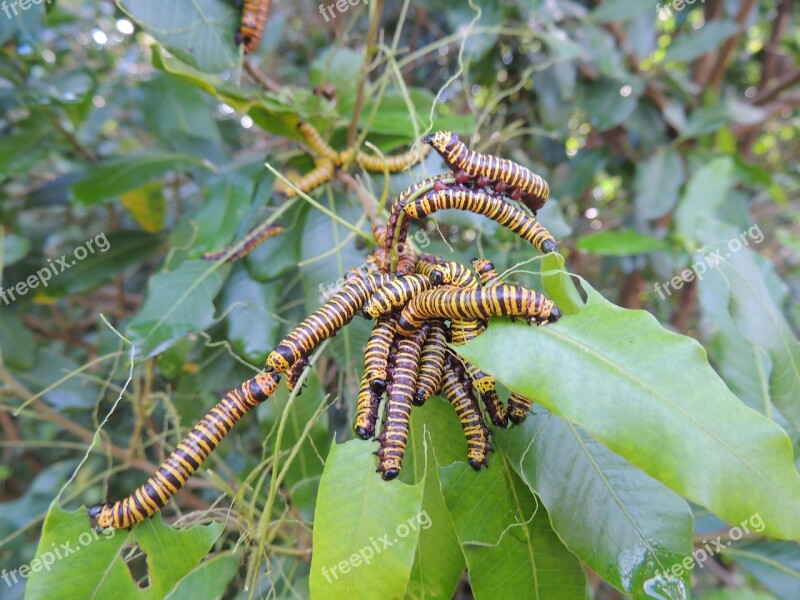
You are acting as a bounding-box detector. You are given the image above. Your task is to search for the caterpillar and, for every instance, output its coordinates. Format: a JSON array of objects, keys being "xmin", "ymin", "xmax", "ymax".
[
  {"xmin": 394, "ymin": 240, "xmax": 417, "ymax": 276},
  {"xmin": 396, "ymin": 284, "xmax": 561, "ymax": 335},
  {"xmin": 267, "ymin": 273, "xmax": 394, "ymax": 373},
  {"xmin": 286, "ymin": 357, "xmax": 310, "ymax": 393},
  {"xmin": 354, "ymin": 371, "xmax": 382, "ymax": 440},
  {"xmin": 279, "ymin": 158, "xmax": 335, "ymax": 199},
  {"xmin": 413, "ymin": 319, "xmax": 447, "ymax": 406},
  {"xmin": 403, "ymin": 186, "xmax": 558, "ymax": 254},
  {"xmin": 429, "ymin": 261, "xmax": 486, "ymax": 346},
  {"xmin": 507, "ymin": 392, "xmax": 533, "ymax": 424},
  {"xmin": 463, "ymin": 360, "xmax": 507, "ymax": 428},
  {"xmin": 362, "ymin": 274, "xmax": 435, "ymax": 319},
  {"xmin": 385, "ymin": 174, "xmax": 456, "ymax": 255},
  {"xmin": 423, "ymin": 131, "xmax": 550, "ymax": 213},
  {"xmin": 89, "ymin": 370, "xmax": 281, "ymax": 529},
  {"xmin": 471, "ymin": 258, "xmax": 499, "ymax": 286},
  {"xmin": 364, "ymin": 315, "xmax": 397, "ymax": 393},
  {"xmin": 440, "ymin": 353, "xmax": 491, "ymax": 470},
  {"xmin": 297, "ymin": 122, "xmax": 341, "ymax": 163},
  {"xmin": 355, "ymin": 145, "xmax": 429, "ymax": 174},
  {"xmin": 376, "ymin": 325, "xmax": 429, "ymax": 480},
  {"xmin": 201, "ymin": 223, "xmax": 284, "ymax": 263},
  {"xmin": 368, "ymin": 225, "xmax": 391, "ymax": 273},
  {"xmin": 236, "ymin": 0, "xmax": 271, "ymax": 54}
]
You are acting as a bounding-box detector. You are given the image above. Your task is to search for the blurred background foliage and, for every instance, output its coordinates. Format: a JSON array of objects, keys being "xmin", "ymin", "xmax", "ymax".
[{"xmin": 1, "ymin": 0, "xmax": 799, "ymax": 599}]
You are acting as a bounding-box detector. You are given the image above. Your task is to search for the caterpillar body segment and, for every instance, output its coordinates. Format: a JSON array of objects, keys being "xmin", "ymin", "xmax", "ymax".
[
  {"xmin": 297, "ymin": 122, "xmax": 341, "ymax": 163},
  {"xmin": 267, "ymin": 273, "xmax": 394, "ymax": 373},
  {"xmin": 423, "ymin": 131, "xmax": 550, "ymax": 213},
  {"xmin": 396, "ymin": 284, "xmax": 561, "ymax": 336},
  {"xmin": 279, "ymin": 158, "xmax": 335, "ymax": 199},
  {"xmin": 385, "ymin": 174, "xmax": 456, "ymax": 255},
  {"xmin": 448, "ymin": 319, "xmax": 487, "ymax": 346},
  {"xmin": 364, "ymin": 315, "xmax": 397, "ymax": 393},
  {"xmin": 508, "ymin": 392, "xmax": 533, "ymax": 424},
  {"xmin": 413, "ymin": 319, "xmax": 447, "ymax": 406},
  {"xmin": 89, "ymin": 371, "xmax": 281, "ymax": 530},
  {"xmin": 463, "ymin": 360, "xmax": 507, "ymax": 428},
  {"xmin": 440, "ymin": 354, "xmax": 491, "ymax": 470},
  {"xmin": 429, "ymin": 261, "xmax": 480, "ymax": 289},
  {"xmin": 362, "ymin": 274, "xmax": 435, "ymax": 319},
  {"xmin": 356, "ymin": 145, "xmax": 429, "ymax": 174},
  {"xmin": 471, "ymin": 258, "xmax": 499, "ymax": 286},
  {"xmin": 404, "ymin": 187, "xmax": 558, "ymax": 254},
  {"xmin": 355, "ymin": 371, "xmax": 382, "ymax": 440},
  {"xmin": 236, "ymin": 0, "xmax": 271, "ymax": 53},
  {"xmin": 377, "ymin": 325, "xmax": 429, "ymax": 480},
  {"xmin": 201, "ymin": 223, "xmax": 284, "ymax": 263},
  {"xmin": 286, "ymin": 357, "xmax": 310, "ymax": 393}
]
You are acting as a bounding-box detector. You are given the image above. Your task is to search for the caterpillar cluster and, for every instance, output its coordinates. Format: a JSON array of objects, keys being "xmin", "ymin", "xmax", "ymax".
[{"xmin": 91, "ymin": 135, "xmax": 560, "ymax": 528}]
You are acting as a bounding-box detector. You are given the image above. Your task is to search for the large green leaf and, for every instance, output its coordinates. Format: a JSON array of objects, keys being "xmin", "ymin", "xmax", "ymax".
[
  {"xmin": 458, "ymin": 277, "xmax": 800, "ymax": 541},
  {"xmin": 70, "ymin": 152, "xmax": 214, "ymax": 205},
  {"xmin": 164, "ymin": 552, "xmax": 240, "ymax": 600},
  {"xmin": 726, "ymin": 541, "xmax": 800, "ymax": 600},
  {"xmin": 117, "ymin": 0, "xmax": 239, "ymax": 73},
  {"xmin": 498, "ymin": 411, "xmax": 693, "ymax": 598},
  {"xmin": 439, "ymin": 458, "xmax": 587, "ymax": 600},
  {"xmin": 591, "ymin": 0, "xmax": 656, "ymax": 23},
  {"xmin": 127, "ymin": 260, "xmax": 227, "ymax": 358},
  {"xmin": 310, "ymin": 440, "xmax": 425, "ymax": 600},
  {"xmin": 634, "ymin": 147, "xmax": 685, "ymax": 220},
  {"xmin": 25, "ymin": 504, "xmax": 223, "ymax": 599},
  {"xmin": 674, "ymin": 156, "xmax": 735, "ymax": 242}
]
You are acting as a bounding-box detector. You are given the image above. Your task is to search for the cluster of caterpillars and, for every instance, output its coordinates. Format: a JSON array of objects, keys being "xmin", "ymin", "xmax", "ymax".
[{"xmin": 89, "ymin": 131, "xmax": 559, "ymax": 530}]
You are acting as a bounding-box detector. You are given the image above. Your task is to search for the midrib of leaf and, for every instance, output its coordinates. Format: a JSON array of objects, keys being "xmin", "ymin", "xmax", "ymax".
[
  {"xmin": 536, "ymin": 323, "xmax": 798, "ymax": 511},
  {"xmin": 502, "ymin": 457, "xmax": 540, "ymax": 600}
]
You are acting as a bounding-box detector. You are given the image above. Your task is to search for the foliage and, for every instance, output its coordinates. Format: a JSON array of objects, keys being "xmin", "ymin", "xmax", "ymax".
[{"xmin": 1, "ymin": 0, "xmax": 798, "ymax": 599}]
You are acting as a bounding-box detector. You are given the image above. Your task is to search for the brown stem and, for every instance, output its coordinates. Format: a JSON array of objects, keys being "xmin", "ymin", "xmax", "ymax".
[
  {"xmin": 346, "ymin": 0, "xmax": 384, "ymax": 147},
  {"xmin": 243, "ymin": 59, "xmax": 282, "ymax": 93},
  {"xmin": 338, "ymin": 172, "xmax": 379, "ymax": 229},
  {"xmin": 759, "ymin": 0, "xmax": 793, "ymax": 89},
  {"xmin": 619, "ymin": 270, "xmax": 644, "ymax": 309},
  {"xmin": 671, "ymin": 278, "xmax": 697, "ymax": 332},
  {"xmin": 707, "ymin": 0, "xmax": 759, "ymax": 90},
  {"xmin": 754, "ymin": 69, "xmax": 800, "ymax": 105}
]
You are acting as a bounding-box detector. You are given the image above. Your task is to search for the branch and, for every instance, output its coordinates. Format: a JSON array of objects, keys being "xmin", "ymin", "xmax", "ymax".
[
  {"xmin": 243, "ymin": 59, "xmax": 282, "ymax": 93},
  {"xmin": 754, "ymin": 68, "xmax": 800, "ymax": 105},
  {"xmin": 707, "ymin": 0, "xmax": 759, "ymax": 89},
  {"xmin": 347, "ymin": 0, "xmax": 384, "ymax": 147}
]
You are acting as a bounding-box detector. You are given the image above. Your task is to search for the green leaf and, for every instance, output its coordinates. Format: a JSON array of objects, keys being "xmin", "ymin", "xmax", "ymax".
[
  {"xmin": 439, "ymin": 459, "xmax": 586, "ymax": 599},
  {"xmin": 0, "ymin": 314, "xmax": 37, "ymax": 371},
  {"xmin": 499, "ymin": 412, "xmax": 693, "ymax": 598},
  {"xmin": 118, "ymin": 0, "xmax": 239, "ymax": 73},
  {"xmin": 221, "ymin": 266, "xmax": 281, "ymax": 364},
  {"xmin": 665, "ymin": 21, "xmax": 739, "ymax": 62},
  {"xmin": 458, "ymin": 279, "xmax": 800, "ymax": 541},
  {"xmin": 697, "ymin": 231, "xmax": 800, "ymax": 430},
  {"xmin": 310, "ymin": 440, "xmax": 425, "ymax": 600},
  {"xmin": 576, "ymin": 230, "xmax": 669, "ymax": 256},
  {"xmin": 70, "ymin": 152, "xmax": 214, "ymax": 205},
  {"xmin": 127, "ymin": 260, "xmax": 227, "ymax": 358},
  {"xmin": 404, "ymin": 398, "xmax": 470, "ymax": 598},
  {"xmin": 674, "ymin": 156, "xmax": 735, "ymax": 242},
  {"xmin": 679, "ymin": 105, "xmax": 734, "ymax": 139},
  {"xmin": 122, "ymin": 183, "xmax": 167, "ymax": 233},
  {"xmin": 25, "ymin": 504, "xmax": 223, "ymax": 599},
  {"xmin": 726, "ymin": 541, "xmax": 800, "ymax": 600},
  {"xmin": 2, "ymin": 231, "xmax": 31, "ymax": 267},
  {"xmin": 164, "ymin": 552, "xmax": 240, "ymax": 600},
  {"xmin": 634, "ymin": 147, "xmax": 685, "ymax": 219}
]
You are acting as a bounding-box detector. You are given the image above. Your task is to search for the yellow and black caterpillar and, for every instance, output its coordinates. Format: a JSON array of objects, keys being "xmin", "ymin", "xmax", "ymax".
[
  {"xmin": 236, "ymin": 0, "xmax": 271, "ymax": 54},
  {"xmin": 424, "ymin": 131, "xmax": 550, "ymax": 213},
  {"xmin": 89, "ymin": 371, "xmax": 281, "ymax": 529}
]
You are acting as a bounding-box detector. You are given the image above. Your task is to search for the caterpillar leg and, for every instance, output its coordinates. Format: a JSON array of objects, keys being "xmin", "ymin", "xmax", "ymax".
[{"xmin": 89, "ymin": 371, "xmax": 281, "ymax": 530}]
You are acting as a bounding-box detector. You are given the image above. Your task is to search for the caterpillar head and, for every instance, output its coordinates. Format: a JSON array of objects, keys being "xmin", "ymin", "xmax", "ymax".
[
  {"xmin": 423, "ymin": 131, "xmax": 457, "ymax": 153},
  {"xmin": 88, "ymin": 503, "xmax": 115, "ymax": 530}
]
